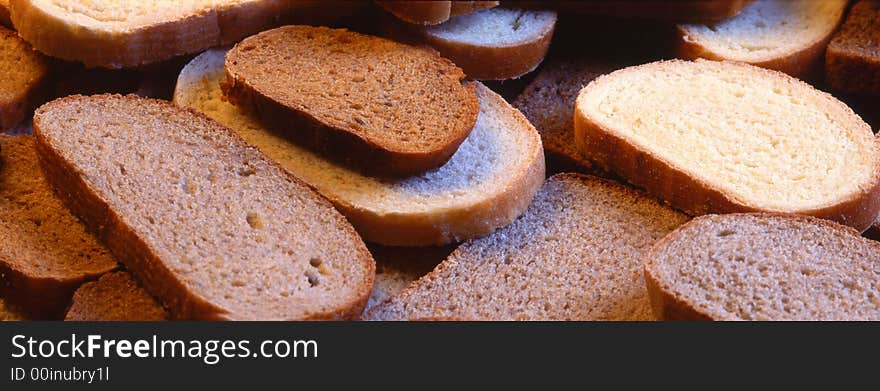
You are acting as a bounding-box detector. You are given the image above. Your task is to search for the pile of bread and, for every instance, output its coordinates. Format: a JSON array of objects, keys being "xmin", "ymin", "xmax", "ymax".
[{"xmin": 1, "ymin": 0, "xmax": 879, "ymax": 321}]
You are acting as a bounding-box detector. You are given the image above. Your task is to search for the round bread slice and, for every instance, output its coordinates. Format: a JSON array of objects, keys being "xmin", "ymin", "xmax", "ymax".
[
  {"xmin": 365, "ymin": 174, "xmax": 690, "ymax": 321},
  {"xmin": 1, "ymin": 25, "xmax": 50, "ymax": 131},
  {"xmin": 363, "ymin": 243, "xmax": 453, "ymax": 315},
  {"xmin": 677, "ymin": 0, "xmax": 848, "ymax": 80},
  {"xmin": 223, "ymin": 25, "xmax": 479, "ymax": 177},
  {"xmin": 645, "ymin": 213, "xmax": 880, "ymax": 320},
  {"xmin": 175, "ymin": 48, "xmax": 545, "ymax": 246},
  {"xmin": 34, "ymin": 94, "xmax": 375, "ymax": 320},
  {"xmin": 383, "ymin": 7, "xmax": 557, "ymax": 80},
  {"xmin": 65, "ymin": 271, "xmax": 169, "ymax": 321},
  {"xmin": 574, "ymin": 59, "xmax": 880, "ymax": 231}
]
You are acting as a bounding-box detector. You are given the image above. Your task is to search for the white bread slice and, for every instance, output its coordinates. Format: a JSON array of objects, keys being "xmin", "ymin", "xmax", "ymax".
[
  {"xmin": 645, "ymin": 213, "xmax": 880, "ymax": 320},
  {"xmin": 34, "ymin": 94, "xmax": 375, "ymax": 320},
  {"xmin": 383, "ymin": 7, "xmax": 556, "ymax": 80},
  {"xmin": 9, "ymin": 0, "xmax": 362, "ymax": 68},
  {"xmin": 174, "ymin": 48, "xmax": 545, "ymax": 246},
  {"xmin": 365, "ymin": 174, "xmax": 690, "ymax": 321},
  {"xmin": 574, "ymin": 59, "xmax": 880, "ymax": 231},
  {"xmin": 677, "ymin": 0, "xmax": 847, "ymax": 80}
]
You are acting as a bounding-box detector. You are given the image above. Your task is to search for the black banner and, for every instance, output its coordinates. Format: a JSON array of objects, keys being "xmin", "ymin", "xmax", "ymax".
[{"xmin": 1, "ymin": 322, "xmax": 876, "ymax": 388}]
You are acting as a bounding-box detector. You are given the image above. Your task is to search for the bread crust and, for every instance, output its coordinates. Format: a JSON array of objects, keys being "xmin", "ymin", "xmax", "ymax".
[
  {"xmin": 516, "ymin": 0, "xmax": 754, "ymax": 22},
  {"xmin": 825, "ymin": 1, "xmax": 880, "ymax": 95},
  {"xmin": 34, "ymin": 95, "xmax": 374, "ymax": 320},
  {"xmin": 574, "ymin": 60, "xmax": 880, "ymax": 232},
  {"xmin": 320, "ymin": 84, "xmax": 545, "ymax": 246},
  {"xmin": 643, "ymin": 213, "xmax": 866, "ymax": 320},
  {"xmin": 449, "ymin": 1, "xmax": 498, "ymax": 16},
  {"xmin": 376, "ymin": 1, "xmax": 452, "ymax": 25}
]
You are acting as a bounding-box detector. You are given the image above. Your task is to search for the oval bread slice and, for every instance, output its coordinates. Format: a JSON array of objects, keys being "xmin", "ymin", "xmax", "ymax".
[
  {"xmin": 1, "ymin": 25, "xmax": 49, "ymax": 131},
  {"xmin": 34, "ymin": 94, "xmax": 375, "ymax": 320},
  {"xmin": 677, "ymin": 0, "xmax": 848, "ymax": 79},
  {"xmin": 365, "ymin": 174, "xmax": 690, "ymax": 321},
  {"xmin": 175, "ymin": 48, "xmax": 545, "ymax": 246},
  {"xmin": 574, "ymin": 59, "xmax": 880, "ymax": 231},
  {"xmin": 645, "ymin": 213, "xmax": 880, "ymax": 320},
  {"xmin": 223, "ymin": 25, "xmax": 479, "ymax": 177}
]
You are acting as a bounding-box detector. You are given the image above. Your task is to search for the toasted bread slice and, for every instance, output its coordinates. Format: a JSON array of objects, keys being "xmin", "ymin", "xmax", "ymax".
[
  {"xmin": 1, "ymin": 26, "xmax": 49, "ymax": 131},
  {"xmin": 34, "ymin": 94, "xmax": 375, "ymax": 320},
  {"xmin": 645, "ymin": 213, "xmax": 880, "ymax": 320},
  {"xmin": 363, "ymin": 244, "xmax": 453, "ymax": 314},
  {"xmin": 574, "ymin": 59, "xmax": 880, "ymax": 231},
  {"xmin": 223, "ymin": 25, "xmax": 479, "ymax": 177},
  {"xmin": 65, "ymin": 271, "xmax": 168, "ymax": 321},
  {"xmin": 383, "ymin": 8, "xmax": 557, "ymax": 80},
  {"xmin": 0, "ymin": 135, "xmax": 118, "ymax": 319},
  {"xmin": 514, "ymin": 55, "xmax": 640, "ymax": 175},
  {"xmin": 826, "ymin": 1, "xmax": 880, "ymax": 95},
  {"xmin": 8, "ymin": 0, "xmax": 357, "ymax": 68},
  {"xmin": 176, "ymin": 48, "xmax": 544, "ymax": 246},
  {"xmin": 365, "ymin": 174, "xmax": 689, "ymax": 321},
  {"xmin": 677, "ymin": 0, "xmax": 847, "ymax": 80},
  {"xmin": 377, "ymin": 1, "xmax": 498, "ymax": 25}
]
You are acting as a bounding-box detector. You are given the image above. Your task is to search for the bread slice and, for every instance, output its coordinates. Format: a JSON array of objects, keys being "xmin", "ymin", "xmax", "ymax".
[
  {"xmin": 65, "ymin": 271, "xmax": 168, "ymax": 321},
  {"xmin": 1, "ymin": 25, "xmax": 49, "ymax": 131},
  {"xmin": 383, "ymin": 8, "xmax": 557, "ymax": 80},
  {"xmin": 8, "ymin": 0, "xmax": 356, "ymax": 68},
  {"xmin": 0, "ymin": 135, "xmax": 119, "ymax": 319},
  {"xmin": 363, "ymin": 244, "xmax": 453, "ymax": 314},
  {"xmin": 519, "ymin": 0, "xmax": 754, "ymax": 22},
  {"xmin": 33, "ymin": 94, "xmax": 375, "ymax": 320},
  {"xmin": 574, "ymin": 59, "xmax": 880, "ymax": 231},
  {"xmin": 376, "ymin": 1, "xmax": 498, "ymax": 25},
  {"xmin": 645, "ymin": 213, "xmax": 880, "ymax": 320},
  {"xmin": 176, "ymin": 48, "xmax": 544, "ymax": 246},
  {"xmin": 677, "ymin": 0, "xmax": 847, "ymax": 80},
  {"xmin": 826, "ymin": 1, "xmax": 880, "ymax": 95},
  {"xmin": 514, "ymin": 55, "xmax": 640, "ymax": 175},
  {"xmin": 365, "ymin": 174, "xmax": 690, "ymax": 321},
  {"xmin": 223, "ymin": 25, "xmax": 479, "ymax": 177}
]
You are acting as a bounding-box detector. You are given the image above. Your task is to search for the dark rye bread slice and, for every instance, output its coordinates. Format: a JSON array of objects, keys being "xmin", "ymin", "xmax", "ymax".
[
  {"xmin": 645, "ymin": 213, "xmax": 880, "ymax": 320},
  {"xmin": 365, "ymin": 174, "xmax": 689, "ymax": 321},
  {"xmin": 0, "ymin": 297, "xmax": 27, "ymax": 320},
  {"xmin": 513, "ymin": 55, "xmax": 640, "ymax": 175},
  {"xmin": 33, "ymin": 94, "xmax": 375, "ymax": 320},
  {"xmin": 65, "ymin": 271, "xmax": 168, "ymax": 321},
  {"xmin": 1, "ymin": 26, "xmax": 50, "ymax": 131},
  {"xmin": 223, "ymin": 25, "xmax": 479, "ymax": 177},
  {"xmin": 826, "ymin": 1, "xmax": 880, "ymax": 95},
  {"xmin": 0, "ymin": 135, "xmax": 118, "ymax": 319}
]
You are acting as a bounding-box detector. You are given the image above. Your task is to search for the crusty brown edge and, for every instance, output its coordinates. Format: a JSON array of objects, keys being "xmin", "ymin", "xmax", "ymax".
[
  {"xmin": 222, "ymin": 26, "xmax": 479, "ymax": 178},
  {"xmin": 573, "ymin": 59, "xmax": 880, "ymax": 232},
  {"xmin": 33, "ymin": 94, "xmax": 374, "ymax": 320},
  {"xmin": 0, "ymin": 26, "xmax": 50, "ymax": 131},
  {"xmin": 376, "ymin": 1, "xmax": 452, "ymax": 25},
  {"xmin": 643, "ymin": 212, "xmax": 867, "ymax": 321},
  {"xmin": 450, "ymin": 1, "xmax": 498, "ymax": 16},
  {"xmin": 332, "ymin": 83, "xmax": 545, "ymax": 246},
  {"xmin": 419, "ymin": 10, "xmax": 557, "ymax": 80},
  {"xmin": 676, "ymin": 1, "xmax": 846, "ymax": 81}
]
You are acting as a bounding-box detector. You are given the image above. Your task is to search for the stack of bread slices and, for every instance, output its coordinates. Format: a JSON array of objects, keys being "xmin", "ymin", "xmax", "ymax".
[{"xmin": 3, "ymin": 0, "xmax": 880, "ymax": 321}]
